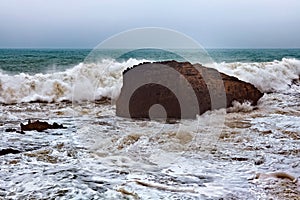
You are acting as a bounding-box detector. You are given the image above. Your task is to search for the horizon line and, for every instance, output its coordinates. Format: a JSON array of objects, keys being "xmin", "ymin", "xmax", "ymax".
[{"xmin": 0, "ymin": 47, "xmax": 300, "ymax": 50}]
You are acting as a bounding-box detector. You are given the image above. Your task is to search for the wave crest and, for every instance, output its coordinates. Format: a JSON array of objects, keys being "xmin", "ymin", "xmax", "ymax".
[
  {"xmin": 0, "ymin": 58, "xmax": 299, "ymax": 104},
  {"xmin": 211, "ymin": 58, "xmax": 300, "ymax": 93},
  {"xmin": 0, "ymin": 59, "xmax": 149, "ymax": 104}
]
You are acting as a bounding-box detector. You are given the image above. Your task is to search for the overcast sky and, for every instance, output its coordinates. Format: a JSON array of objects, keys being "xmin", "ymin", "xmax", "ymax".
[{"xmin": 1, "ymin": 0, "xmax": 300, "ymax": 48}]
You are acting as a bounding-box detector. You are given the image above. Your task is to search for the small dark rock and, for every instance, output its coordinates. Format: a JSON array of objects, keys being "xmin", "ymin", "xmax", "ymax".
[
  {"xmin": 231, "ymin": 157, "xmax": 249, "ymax": 161},
  {"xmin": 52, "ymin": 122, "xmax": 64, "ymax": 129},
  {"xmin": 0, "ymin": 148, "xmax": 21, "ymax": 156},
  {"xmin": 5, "ymin": 128, "xmax": 17, "ymax": 132},
  {"xmin": 20, "ymin": 120, "xmax": 65, "ymax": 132}
]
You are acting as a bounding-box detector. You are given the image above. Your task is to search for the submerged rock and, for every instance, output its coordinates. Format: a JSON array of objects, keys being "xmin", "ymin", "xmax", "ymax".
[
  {"xmin": 20, "ymin": 120, "xmax": 65, "ymax": 132},
  {"xmin": 117, "ymin": 60, "xmax": 263, "ymax": 119}
]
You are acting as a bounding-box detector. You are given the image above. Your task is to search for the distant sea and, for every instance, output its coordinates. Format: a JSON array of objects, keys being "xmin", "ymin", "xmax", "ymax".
[{"xmin": 1, "ymin": 48, "xmax": 300, "ymax": 74}]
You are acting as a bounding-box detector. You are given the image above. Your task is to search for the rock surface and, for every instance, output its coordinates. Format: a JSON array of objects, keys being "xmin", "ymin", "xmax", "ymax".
[
  {"xmin": 21, "ymin": 120, "xmax": 65, "ymax": 132},
  {"xmin": 116, "ymin": 60, "xmax": 263, "ymax": 119}
]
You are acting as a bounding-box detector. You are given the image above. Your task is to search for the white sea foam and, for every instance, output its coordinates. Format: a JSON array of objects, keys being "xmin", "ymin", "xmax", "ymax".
[
  {"xmin": 0, "ymin": 58, "xmax": 299, "ymax": 104},
  {"xmin": 210, "ymin": 58, "xmax": 300, "ymax": 93},
  {"xmin": 227, "ymin": 101, "xmax": 254, "ymax": 113},
  {"xmin": 0, "ymin": 59, "xmax": 149, "ymax": 104}
]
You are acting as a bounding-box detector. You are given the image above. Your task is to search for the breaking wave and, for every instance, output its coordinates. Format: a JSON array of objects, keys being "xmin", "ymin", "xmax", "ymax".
[
  {"xmin": 0, "ymin": 59, "xmax": 149, "ymax": 104},
  {"xmin": 0, "ymin": 58, "xmax": 299, "ymax": 104},
  {"xmin": 211, "ymin": 58, "xmax": 300, "ymax": 93}
]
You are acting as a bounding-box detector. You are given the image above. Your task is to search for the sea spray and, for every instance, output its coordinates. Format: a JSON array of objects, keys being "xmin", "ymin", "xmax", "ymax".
[
  {"xmin": 0, "ymin": 58, "xmax": 300, "ymax": 104},
  {"xmin": 211, "ymin": 58, "xmax": 300, "ymax": 93},
  {"xmin": 0, "ymin": 59, "xmax": 149, "ymax": 104}
]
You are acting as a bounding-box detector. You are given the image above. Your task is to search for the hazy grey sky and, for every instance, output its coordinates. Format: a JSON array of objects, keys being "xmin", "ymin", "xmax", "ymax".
[{"xmin": 1, "ymin": 0, "xmax": 300, "ymax": 48}]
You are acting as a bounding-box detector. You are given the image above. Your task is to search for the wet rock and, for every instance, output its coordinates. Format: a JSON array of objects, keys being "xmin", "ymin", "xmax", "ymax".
[
  {"xmin": 231, "ymin": 157, "xmax": 249, "ymax": 161},
  {"xmin": 4, "ymin": 128, "xmax": 24, "ymax": 134},
  {"xmin": 255, "ymin": 172, "xmax": 298, "ymax": 183},
  {"xmin": 117, "ymin": 60, "xmax": 263, "ymax": 119},
  {"xmin": 0, "ymin": 148, "xmax": 21, "ymax": 156},
  {"xmin": 5, "ymin": 128, "xmax": 17, "ymax": 132},
  {"xmin": 20, "ymin": 120, "xmax": 65, "ymax": 132},
  {"xmin": 52, "ymin": 122, "xmax": 65, "ymax": 129},
  {"xmin": 8, "ymin": 160, "xmax": 19, "ymax": 164}
]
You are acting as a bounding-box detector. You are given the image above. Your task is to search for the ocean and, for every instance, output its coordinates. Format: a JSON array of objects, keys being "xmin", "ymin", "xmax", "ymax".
[{"xmin": 0, "ymin": 48, "xmax": 300, "ymax": 199}]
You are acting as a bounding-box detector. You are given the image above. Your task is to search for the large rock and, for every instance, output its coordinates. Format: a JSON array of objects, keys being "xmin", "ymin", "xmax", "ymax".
[{"xmin": 116, "ymin": 60, "xmax": 263, "ymax": 119}]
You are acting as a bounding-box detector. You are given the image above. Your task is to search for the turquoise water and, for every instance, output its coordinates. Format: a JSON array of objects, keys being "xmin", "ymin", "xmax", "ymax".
[
  {"xmin": 209, "ymin": 48, "xmax": 300, "ymax": 62},
  {"xmin": 0, "ymin": 49, "xmax": 90, "ymax": 74},
  {"xmin": 1, "ymin": 48, "xmax": 300, "ymax": 74}
]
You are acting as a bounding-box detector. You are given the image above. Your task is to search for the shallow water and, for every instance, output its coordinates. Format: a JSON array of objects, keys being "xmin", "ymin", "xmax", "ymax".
[{"xmin": 1, "ymin": 91, "xmax": 299, "ymax": 199}]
